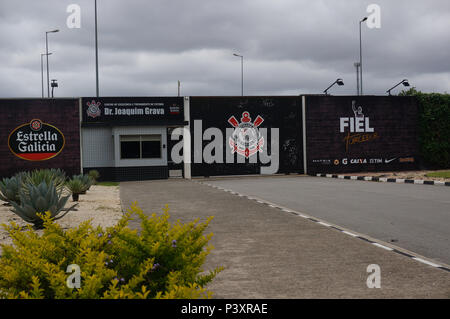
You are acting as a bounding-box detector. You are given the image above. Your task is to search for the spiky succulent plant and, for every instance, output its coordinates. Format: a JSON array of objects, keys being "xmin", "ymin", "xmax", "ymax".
[
  {"xmin": 66, "ymin": 178, "xmax": 85, "ymax": 194},
  {"xmin": 72, "ymin": 174, "xmax": 94, "ymax": 192},
  {"xmin": 9, "ymin": 181, "xmax": 75, "ymax": 229},
  {"xmin": 0, "ymin": 176, "xmax": 22, "ymax": 204},
  {"xmin": 22, "ymin": 169, "xmax": 67, "ymax": 194}
]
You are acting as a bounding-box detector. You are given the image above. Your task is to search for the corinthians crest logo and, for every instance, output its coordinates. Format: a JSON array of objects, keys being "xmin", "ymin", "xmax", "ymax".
[
  {"xmin": 86, "ymin": 100, "xmax": 101, "ymax": 118},
  {"xmin": 228, "ymin": 111, "xmax": 264, "ymax": 158}
]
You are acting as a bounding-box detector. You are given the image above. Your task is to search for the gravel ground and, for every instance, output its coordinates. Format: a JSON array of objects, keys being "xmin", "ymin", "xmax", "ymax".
[{"xmin": 0, "ymin": 185, "xmax": 123, "ymax": 253}]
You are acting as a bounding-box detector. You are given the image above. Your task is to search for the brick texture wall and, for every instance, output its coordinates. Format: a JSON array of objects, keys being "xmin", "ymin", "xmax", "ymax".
[{"xmin": 0, "ymin": 99, "xmax": 81, "ymax": 178}]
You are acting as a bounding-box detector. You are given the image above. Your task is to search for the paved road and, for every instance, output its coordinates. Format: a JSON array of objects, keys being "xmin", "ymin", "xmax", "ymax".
[
  {"xmin": 204, "ymin": 175, "xmax": 450, "ymax": 265},
  {"xmin": 120, "ymin": 179, "xmax": 450, "ymax": 298}
]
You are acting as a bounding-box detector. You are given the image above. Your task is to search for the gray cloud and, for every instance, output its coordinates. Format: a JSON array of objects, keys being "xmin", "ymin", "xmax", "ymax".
[{"xmin": 0, "ymin": 0, "xmax": 449, "ymax": 98}]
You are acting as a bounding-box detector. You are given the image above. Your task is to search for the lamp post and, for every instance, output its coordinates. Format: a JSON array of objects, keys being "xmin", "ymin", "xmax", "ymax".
[
  {"xmin": 359, "ymin": 17, "xmax": 367, "ymax": 95},
  {"xmin": 95, "ymin": 0, "xmax": 99, "ymax": 97},
  {"xmin": 233, "ymin": 53, "xmax": 244, "ymax": 96},
  {"xmin": 323, "ymin": 78, "xmax": 344, "ymax": 95},
  {"xmin": 41, "ymin": 53, "xmax": 52, "ymax": 98},
  {"xmin": 354, "ymin": 62, "xmax": 360, "ymax": 95},
  {"xmin": 386, "ymin": 79, "xmax": 410, "ymax": 96},
  {"xmin": 45, "ymin": 29, "xmax": 59, "ymax": 98},
  {"xmin": 51, "ymin": 79, "xmax": 58, "ymax": 98}
]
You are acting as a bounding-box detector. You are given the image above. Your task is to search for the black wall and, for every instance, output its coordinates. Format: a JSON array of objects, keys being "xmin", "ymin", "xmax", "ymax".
[
  {"xmin": 305, "ymin": 95, "xmax": 419, "ymax": 174},
  {"xmin": 189, "ymin": 96, "xmax": 303, "ymax": 177}
]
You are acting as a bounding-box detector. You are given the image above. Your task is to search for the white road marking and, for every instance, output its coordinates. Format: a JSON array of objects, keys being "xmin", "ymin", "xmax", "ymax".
[
  {"xmin": 342, "ymin": 231, "xmax": 359, "ymax": 237},
  {"xmin": 372, "ymin": 243, "xmax": 393, "ymax": 251},
  {"xmin": 318, "ymin": 221, "xmax": 331, "ymax": 227},
  {"xmin": 412, "ymin": 257, "xmax": 441, "ymax": 268}
]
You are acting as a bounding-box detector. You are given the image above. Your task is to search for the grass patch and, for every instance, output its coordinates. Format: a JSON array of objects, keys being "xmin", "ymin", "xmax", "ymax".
[
  {"xmin": 96, "ymin": 181, "xmax": 119, "ymax": 186},
  {"xmin": 425, "ymin": 171, "xmax": 450, "ymax": 178}
]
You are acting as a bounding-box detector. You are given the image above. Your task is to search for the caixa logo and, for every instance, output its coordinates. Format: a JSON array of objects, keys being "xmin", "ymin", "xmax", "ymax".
[{"xmin": 8, "ymin": 119, "xmax": 65, "ymax": 161}]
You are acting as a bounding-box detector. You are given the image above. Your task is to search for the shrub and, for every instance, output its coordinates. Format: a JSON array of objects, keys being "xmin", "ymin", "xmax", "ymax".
[
  {"xmin": 88, "ymin": 170, "xmax": 100, "ymax": 183},
  {"xmin": 72, "ymin": 174, "xmax": 94, "ymax": 193},
  {"xmin": 9, "ymin": 181, "xmax": 74, "ymax": 229},
  {"xmin": 66, "ymin": 178, "xmax": 85, "ymax": 201},
  {"xmin": 0, "ymin": 203, "xmax": 222, "ymax": 299},
  {"xmin": 399, "ymin": 88, "xmax": 450, "ymax": 168}
]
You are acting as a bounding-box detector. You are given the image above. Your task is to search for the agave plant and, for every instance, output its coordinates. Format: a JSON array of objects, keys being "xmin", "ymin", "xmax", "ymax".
[
  {"xmin": 66, "ymin": 178, "xmax": 85, "ymax": 201},
  {"xmin": 9, "ymin": 181, "xmax": 76, "ymax": 229},
  {"xmin": 0, "ymin": 176, "xmax": 22, "ymax": 204},
  {"xmin": 22, "ymin": 169, "xmax": 67, "ymax": 194}
]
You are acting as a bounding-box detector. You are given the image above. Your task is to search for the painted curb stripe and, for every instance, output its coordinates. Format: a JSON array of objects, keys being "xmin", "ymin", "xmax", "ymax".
[
  {"xmin": 342, "ymin": 230, "xmax": 359, "ymax": 237},
  {"xmin": 318, "ymin": 221, "xmax": 331, "ymax": 227},
  {"xmin": 392, "ymin": 249, "xmax": 414, "ymax": 258},
  {"xmin": 412, "ymin": 257, "xmax": 441, "ymax": 268},
  {"xmin": 314, "ymin": 174, "xmax": 449, "ymax": 187},
  {"xmin": 372, "ymin": 243, "xmax": 393, "ymax": 251},
  {"xmin": 357, "ymin": 237, "xmax": 375, "ymax": 244}
]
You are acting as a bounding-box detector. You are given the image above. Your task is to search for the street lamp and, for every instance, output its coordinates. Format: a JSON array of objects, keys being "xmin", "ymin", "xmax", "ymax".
[
  {"xmin": 41, "ymin": 53, "xmax": 52, "ymax": 98},
  {"xmin": 95, "ymin": 0, "xmax": 99, "ymax": 97},
  {"xmin": 233, "ymin": 53, "xmax": 244, "ymax": 96},
  {"xmin": 359, "ymin": 17, "xmax": 367, "ymax": 95},
  {"xmin": 323, "ymin": 78, "xmax": 344, "ymax": 95},
  {"xmin": 354, "ymin": 62, "xmax": 360, "ymax": 95},
  {"xmin": 51, "ymin": 79, "xmax": 58, "ymax": 98},
  {"xmin": 386, "ymin": 79, "xmax": 410, "ymax": 96},
  {"xmin": 45, "ymin": 29, "xmax": 59, "ymax": 98}
]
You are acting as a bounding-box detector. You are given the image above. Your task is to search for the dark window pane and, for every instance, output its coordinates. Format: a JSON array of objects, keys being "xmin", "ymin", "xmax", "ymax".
[
  {"xmin": 142, "ymin": 141, "xmax": 161, "ymax": 158},
  {"xmin": 121, "ymin": 141, "xmax": 140, "ymax": 159}
]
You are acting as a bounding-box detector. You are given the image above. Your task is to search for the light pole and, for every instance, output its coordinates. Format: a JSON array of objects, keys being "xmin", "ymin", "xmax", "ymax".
[
  {"xmin": 51, "ymin": 79, "xmax": 58, "ymax": 98},
  {"xmin": 323, "ymin": 78, "xmax": 344, "ymax": 95},
  {"xmin": 41, "ymin": 53, "xmax": 52, "ymax": 98},
  {"xmin": 45, "ymin": 29, "xmax": 59, "ymax": 98},
  {"xmin": 386, "ymin": 79, "xmax": 410, "ymax": 96},
  {"xmin": 233, "ymin": 53, "xmax": 244, "ymax": 96},
  {"xmin": 359, "ymin": 17, "xmax": 367, "ymax": 95},
  {"xmin": 354, "ymin": 62, "xmax": 360, "ymax": 95},
  {"xmin": 95, "ymin": 0, "xmax": 99, "ymax": 97}
]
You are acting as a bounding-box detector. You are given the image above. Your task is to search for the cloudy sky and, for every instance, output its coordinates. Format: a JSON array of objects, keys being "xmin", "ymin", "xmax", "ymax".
[{"xmin": 0, "ymin": 0, "xmax": 449, "ymax": 98}]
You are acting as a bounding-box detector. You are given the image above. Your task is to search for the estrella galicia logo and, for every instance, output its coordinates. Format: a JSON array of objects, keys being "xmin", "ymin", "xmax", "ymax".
[
  {"xmin": 86, "ymin": 100, "xmax": 101, "ymax": 118},
  {"xmin": 8, "ymin": 119, "xmax": 65, "ymax": 161},
  {"xmin": 228, "ymin": 111, "xmax": 264, "ymax": 159}
]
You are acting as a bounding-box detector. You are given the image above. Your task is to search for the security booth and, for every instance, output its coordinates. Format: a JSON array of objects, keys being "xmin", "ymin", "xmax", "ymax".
[{"xmin": 81, "ymin": 97, "xmax": 186, "ymax": 181}]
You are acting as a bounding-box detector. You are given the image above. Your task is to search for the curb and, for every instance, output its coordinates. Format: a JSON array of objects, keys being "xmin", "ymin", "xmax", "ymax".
[
  {"xmin": 313, "ymin": 173, "xmax": 450, "ymax": 187},
  {"xmin": 197, "ymin": 180, "xmax": 450, "ymax": 274}
]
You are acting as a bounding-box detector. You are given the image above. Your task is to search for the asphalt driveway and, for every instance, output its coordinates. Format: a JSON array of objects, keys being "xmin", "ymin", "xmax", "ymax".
[
  {"xmin": 203, "ymin": 175, "xmax": 450, "ymax": 265},
  {"xmin": 120, "ymin": 178, "xmax": 450, "ymax": 298}
]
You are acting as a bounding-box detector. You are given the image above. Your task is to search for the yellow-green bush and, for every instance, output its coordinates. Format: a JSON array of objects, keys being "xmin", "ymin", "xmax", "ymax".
[{"xmin": 0, "ymin": 203, "xmax": 222, "ymax": 299}]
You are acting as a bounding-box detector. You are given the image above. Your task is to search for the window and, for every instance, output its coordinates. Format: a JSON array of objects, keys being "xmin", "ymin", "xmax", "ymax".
[{"xmin": 120, "ymin": 135, "xmax": 161, "ymax": 159}]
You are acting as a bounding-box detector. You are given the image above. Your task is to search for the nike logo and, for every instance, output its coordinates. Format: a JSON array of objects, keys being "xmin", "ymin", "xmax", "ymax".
[{"xmin": 385, "ymin": 158, "xmax": 397, "ymax": 164}]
